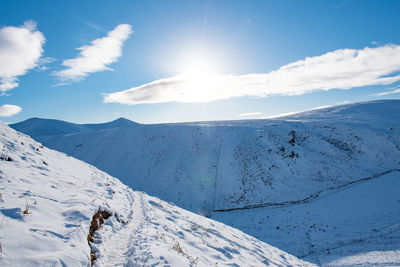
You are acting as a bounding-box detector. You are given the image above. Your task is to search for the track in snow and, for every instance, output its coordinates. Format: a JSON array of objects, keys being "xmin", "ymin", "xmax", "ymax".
[{"xmin": 96, "ymin": 192, "xmax": 151, "ymax": 266}]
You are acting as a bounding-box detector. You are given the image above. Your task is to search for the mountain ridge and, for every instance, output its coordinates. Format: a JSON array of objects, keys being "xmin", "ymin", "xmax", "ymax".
[{"xmin": 14, "ymin": 99, "xmax": 400, "ymax": 131}]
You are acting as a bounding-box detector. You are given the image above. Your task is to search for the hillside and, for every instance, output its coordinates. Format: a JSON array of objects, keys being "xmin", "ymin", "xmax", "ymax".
[
  {"xmin": 12, "ymin": 100, "xmax": 400, "ymax": 212},
  {"xmin": 10, "ymin": 99, "xmax": 400, "ymax": 265},
  {"xmin": 0, "ymin": 123, "xmax": 311, "ymax": 266}
]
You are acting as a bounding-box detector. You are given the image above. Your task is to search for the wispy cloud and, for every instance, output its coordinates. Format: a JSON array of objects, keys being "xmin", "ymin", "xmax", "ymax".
[
  {"xmin": 260, "ymin": 105, "xmax": 333, "ymax": 119},
  {"xmin": 0, "ymin": 104, "xmax": 22, "ymax": 117},
  {"xmin": 237, "ymin": 112, "xmax": 262, "ymax": 117},
  {"xmin": 371, "ymin": 85, "xmax": 400, "ymax": 96},
  {"xmin": 53, "ymin": 24, "xmax": 132, "ymax": 83},
  {"xmin": 0, "ymin": 21, "xmax": 45, "ymax": 92},
  {"xmin": 259, "ymin": 111, "xmax": 299, "ymax": 119},
  {"xmin": 104, "ymin": 44, "xmax": 400, "ymax": 105},
  {"xmin": 336, "ymin": 100, "xmax": 351, "ymax": 105},
  {"xmin": 84, "ymin": 21, "xmax": 107, "ymax": 33}
]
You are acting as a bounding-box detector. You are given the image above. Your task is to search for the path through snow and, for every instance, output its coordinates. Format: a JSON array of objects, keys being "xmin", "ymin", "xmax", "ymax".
[
  {"xmin": 95, "ymin": 192, "xmax": 152, "ymax": 266},
  {"xmin": 95, "ymin": 191, "xmax": 313, "ymax": 266}
]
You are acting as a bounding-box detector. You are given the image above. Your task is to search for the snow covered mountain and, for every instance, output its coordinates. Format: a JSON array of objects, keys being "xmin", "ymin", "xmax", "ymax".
[
  {"xmin": 10, "ymin": 99, "xmax": 400, "ymax": 265},
  {"xmin": 0, "ymin": 123, "xmax": 311, "ymax": 266},
  {"xmin": 12, "ymin": 100, "xmax": 400, "ymax": 213}
]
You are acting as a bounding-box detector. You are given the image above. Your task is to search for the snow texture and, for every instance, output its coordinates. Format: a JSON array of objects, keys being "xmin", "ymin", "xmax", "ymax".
[
  {"xmin": 11, "ymin": 99, "xmax": 400, "ymax": 265},
  {"xmin": 0, "ymin": 123, "xmax": 311, "ymax": 266}
]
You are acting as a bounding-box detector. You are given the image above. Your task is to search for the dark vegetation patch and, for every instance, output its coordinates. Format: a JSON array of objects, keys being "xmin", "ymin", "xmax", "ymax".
[
  {"xmin": 289, "ymin": 130, "xmax": 296, "ymax": 146},
  {"xmin": 325, "ymin": 137, "xmax": 355, "ymax": 154},
  {"xmin": 87, "ymin": 209, "xmax": 112, "ymax": 266},
  {"xmin": 0, "ymin": 156, "xmax": 13, "ymax": 161}
]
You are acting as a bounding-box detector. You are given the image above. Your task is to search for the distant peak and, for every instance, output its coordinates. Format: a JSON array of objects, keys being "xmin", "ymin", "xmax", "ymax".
[
  {"xmin": 113, "ymin": 117, "xmax": 130, "ymax": 122},
  {"xmin": 101, "ymin": 117, "xmax": 139, "ymax": 128}
]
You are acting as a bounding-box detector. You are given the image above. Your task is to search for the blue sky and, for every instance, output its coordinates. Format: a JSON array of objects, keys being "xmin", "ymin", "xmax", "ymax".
[{"xmin": 1, "ymin": 0, "xmax": 400, "ymax": 124}]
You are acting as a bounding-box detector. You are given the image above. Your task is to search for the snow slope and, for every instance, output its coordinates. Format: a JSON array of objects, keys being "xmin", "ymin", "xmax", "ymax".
[
  {"xmin": 11, "ymin": 99, "xmax": 400, "ymax": 265},
  {"xmin": 11, "ymin": 100, "xmax": 400, "ymax": 213},
  {"xmin": 0, "ymin": 123, "xmax": 311, "ymax": 266},
  {"xmin": 212, "ymin": 169, "xmax": 400, "ymax": 266}
]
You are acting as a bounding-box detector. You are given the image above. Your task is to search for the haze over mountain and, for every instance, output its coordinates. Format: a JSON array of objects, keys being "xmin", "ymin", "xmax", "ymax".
[{"xmin": 11, "ymin": 99, "xmax": 400, "ymax": 265}]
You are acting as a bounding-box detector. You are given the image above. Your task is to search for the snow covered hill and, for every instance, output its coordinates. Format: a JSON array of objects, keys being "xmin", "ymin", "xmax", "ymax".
[
  {"xmin": 213, "ymin": 169, "xmax": 400, "ymax": 265},
  {"xmin": 12, "ymin": 100, "xmax": 400, "ymax": 211},
  {"xmin": 0, "ymin": 123, "xmax": 311, "ymax": 266},
  {"xmin": 11, "ymin": 99, "xmax": 400, "ymax": 265}
]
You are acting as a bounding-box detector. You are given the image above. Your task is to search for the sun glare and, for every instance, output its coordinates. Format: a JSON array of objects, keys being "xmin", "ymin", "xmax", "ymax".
[
  {"xmin": 174, "ymin": 51, "xmax": 227, "ymax": 102},
  {"xmin": 181, "ymin": 57, "xmax": 215, "ymax": 77},
  {"xmin": 180, "ymin": 57, "xmax": 218, "ymax": 90}
]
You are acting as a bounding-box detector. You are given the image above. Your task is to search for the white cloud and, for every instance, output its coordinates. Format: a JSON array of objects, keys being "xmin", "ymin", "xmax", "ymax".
[
  {"xmin": 371, "ymin": 85, "xmax": 400, "ymax": 96},
  {"xmin": 0, "ymin": 21, "xmax": 45, "ymax": 92},
  {"xmin": 0, "ymin": 104, "xmax": 22, "ymax": 117},
  {"xmin": 104, "ymin": 44, "xmax": 400, "ymax": 105},
  {"xmin": 237, "ymin": 112, "xmax": 262, "ymax": 117},
  {"xmin": 53, "ymin": 24, "xmax": 132, "ymax": 82}
]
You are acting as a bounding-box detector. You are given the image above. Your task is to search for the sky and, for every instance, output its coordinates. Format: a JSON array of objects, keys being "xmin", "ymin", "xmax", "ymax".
[{"xmin": 0, "ymin": 0, "xmax": 400, "ymax": 124}]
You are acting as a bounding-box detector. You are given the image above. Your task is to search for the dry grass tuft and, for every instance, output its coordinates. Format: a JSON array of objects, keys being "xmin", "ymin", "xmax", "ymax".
[
  {"xmin": 87, "ymin": 209, "xmax": 112, "ymax": 266},
  {"xmin": 171, "ymin": 241, "xmax": 199, "ymax": 266},
  {"xmin": 23, "ymin": 203, "xmax": 29, "ymax": 215}
]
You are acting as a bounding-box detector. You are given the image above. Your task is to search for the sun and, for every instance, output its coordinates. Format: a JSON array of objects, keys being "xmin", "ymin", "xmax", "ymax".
[
  {"xmin": 180, "ymin": 57, "xmax": 215, "ymax": 78},
  {"xmin": 175, "ymin": 51, "xmax": 226, "ymax": 102}
]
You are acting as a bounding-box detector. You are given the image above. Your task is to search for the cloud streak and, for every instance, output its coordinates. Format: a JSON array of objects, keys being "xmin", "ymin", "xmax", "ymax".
[
  {"xmin": 0, "ymin": 104, "xmax": 22, "ymax": 117},
  {"xmin": 104, "ymin": 44, "xmax": 400, "ymax": 105},
  {"xmin": 0, "ymin": 21, "xmax": 45, "ymax": 92},
  {"xmin": 371, "ymin": 85, "xmax": 400, "ymax": 96},
  {"xmin": 53, "ymin": 24, "xmax": 132, "ymax": 82},
  {"xmin": 237, "ymin": 112, "xmax": 262, "ymax": 117}
]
